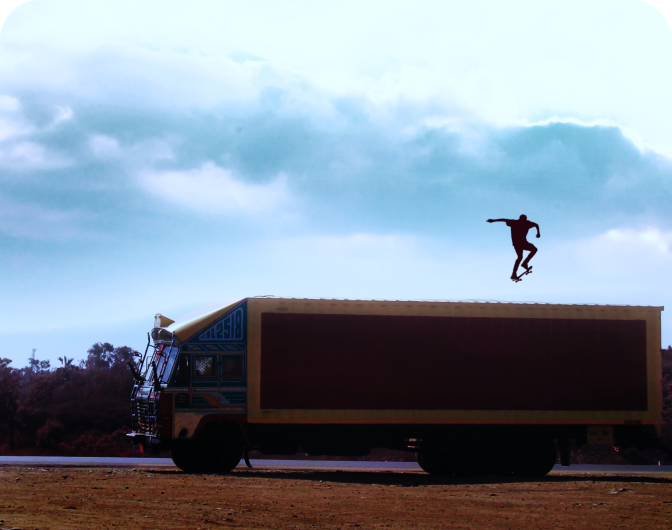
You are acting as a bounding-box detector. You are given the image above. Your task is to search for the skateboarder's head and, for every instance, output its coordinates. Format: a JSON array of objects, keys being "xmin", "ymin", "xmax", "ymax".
[{"xmin": 519, "ymin": 214, "xmax": 527, "ymax": 221}]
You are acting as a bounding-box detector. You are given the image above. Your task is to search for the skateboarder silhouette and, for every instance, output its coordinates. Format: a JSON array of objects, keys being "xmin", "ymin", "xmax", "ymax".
[{"xmin": 487, "ymin": 215, "xmax": 540, "ymax": 281}]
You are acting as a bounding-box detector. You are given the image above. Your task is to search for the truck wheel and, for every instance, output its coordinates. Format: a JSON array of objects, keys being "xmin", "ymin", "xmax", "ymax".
[
  {"xmin": 171, "ymin": 439, "xmax": 204, "ymax": 473},
  {"xmin": 508, "ymin": 437, "xmax": 557, "ymax": 477},
  {"xmin": 195, "ymin": 423, "xmax": 243, "ymax": 473},
  {"xmin": 171, "ymin": 424, "xmax": 243, "ymax": 473},
  {"xmin": 416, "ymin": 448, "xmax": 452, "ymax": 476},
  {"xmin": 449, "ymin": 438, "xmax": 497, "ymax": 477}
]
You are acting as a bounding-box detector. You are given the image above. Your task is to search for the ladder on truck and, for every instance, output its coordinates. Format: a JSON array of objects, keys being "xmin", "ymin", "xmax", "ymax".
[{"xmin": 130, "ymin": 332, "xmax": 166, "ymax": 436}]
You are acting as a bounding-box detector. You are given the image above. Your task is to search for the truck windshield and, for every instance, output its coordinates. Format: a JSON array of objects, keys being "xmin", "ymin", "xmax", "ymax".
[{"xmin": 148, "ymin": 345, "xmax": 180, "ymax": 384}]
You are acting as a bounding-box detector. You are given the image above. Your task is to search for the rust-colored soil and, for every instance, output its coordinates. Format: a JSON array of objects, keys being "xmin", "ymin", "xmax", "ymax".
[{"xmin": 1, "ymin": 466, "xmax": 671, "ymax": 529}]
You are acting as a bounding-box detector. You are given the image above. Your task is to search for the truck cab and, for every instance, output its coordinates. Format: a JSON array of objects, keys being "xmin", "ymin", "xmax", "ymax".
[{"xmin": 128, "ymin": 302, "xmax": 248, "ymax": 470}]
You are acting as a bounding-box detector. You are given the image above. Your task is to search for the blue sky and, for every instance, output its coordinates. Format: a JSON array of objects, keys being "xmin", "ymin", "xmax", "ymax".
[{"xmin": 1, "ymin": 0, "xmax": 672, "ymax": 367}]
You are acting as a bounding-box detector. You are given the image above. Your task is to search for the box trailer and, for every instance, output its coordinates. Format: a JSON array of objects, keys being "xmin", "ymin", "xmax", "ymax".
[{"xmin": 129, "ymin": 297, "xmax": 664, "ymax": 476}]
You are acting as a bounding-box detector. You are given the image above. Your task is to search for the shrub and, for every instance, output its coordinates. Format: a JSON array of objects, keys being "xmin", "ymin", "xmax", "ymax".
[{"xmin": 36, "ymin": 419, "xmax": 65, "ymax": 449}]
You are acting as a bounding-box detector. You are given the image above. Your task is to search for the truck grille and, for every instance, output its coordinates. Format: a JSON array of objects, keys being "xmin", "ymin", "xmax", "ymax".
[{"xmin": 131, "ymin": 387, "xmax": 158, "ymax": 436}]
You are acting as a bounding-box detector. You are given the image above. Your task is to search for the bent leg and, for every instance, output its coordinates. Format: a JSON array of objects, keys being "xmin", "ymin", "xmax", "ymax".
[{"xmin": 522, "ymin": 244, "xmax": 537, "ymax": 269}]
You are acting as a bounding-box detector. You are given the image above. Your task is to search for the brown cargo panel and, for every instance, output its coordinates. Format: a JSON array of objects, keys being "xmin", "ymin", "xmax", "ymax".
[{"xmin": 260, "ymin": 313, "xmax": 648, "ymax": 411}]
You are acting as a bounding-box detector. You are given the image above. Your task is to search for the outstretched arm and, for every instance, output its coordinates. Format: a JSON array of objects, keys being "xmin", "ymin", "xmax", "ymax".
[
  {"xmin": 532, "ymin": 222, "xmax": 540, "ymax": 238},
  {"xmin": 486, "ymin": 218, "xmax": 510, "ymax": 223}
]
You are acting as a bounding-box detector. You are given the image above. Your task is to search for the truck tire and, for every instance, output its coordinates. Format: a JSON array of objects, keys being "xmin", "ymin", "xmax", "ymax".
[
  {"xmin": 197, "ymin": 425, "xmax": 243, "ymax": 473},
  {"xmin": 171, "ymin": 424, "xmax": 243, "ymax": 473},
  {"xmin": 450, "ymin": 438, "xmax": 497, "ymax": 477},
  {"xmin": 171, "ymin": 439, "xmax": 203, "ymax": 473},
  {"xmin": 416, "ymin": 448, "xmax": 452, "ymax": 476},
  {"xmin": 418, "ymin": 437, "xmax": 501, "ymax": 477},
  {"xmin": 508, "ymin": 436, "xmax": 557, "ymax": 477}
]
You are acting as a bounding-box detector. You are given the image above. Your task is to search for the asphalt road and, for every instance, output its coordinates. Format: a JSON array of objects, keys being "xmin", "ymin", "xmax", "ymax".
[{"xmin": 1, "ymin": 456, "xmax": 671, "ymax": 474}]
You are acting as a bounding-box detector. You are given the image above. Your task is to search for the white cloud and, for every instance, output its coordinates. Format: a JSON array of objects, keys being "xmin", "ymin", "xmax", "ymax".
[
  {"xmin": 0, "ymin": 117, "xmax": 33, "ymax": 142},
  {"xmin": 0, "ymin": 99, "xmax": 72, "ymax": 148},
  {"xmin": 0, "ymin": 94, "xmax": 34, "ymax": 141},
  {"xmin": 139, "ymin": 162, "xmax": 291, "ymax": 215},
  {"xmin": 567, "ymin": 227, "xmax": 672, "ymax": 283},
  {"xmin": 49, "ymin": 105, "xmax": 73, "ymax": 128},
  {"xmin": 128, "ymin": 138, "xmax": 174, "ymax": 165},
  {"xmin": 89, "ymin": 134, "xmax": 120, "ymax": 158},
  {"xmin": 517, "ymin": 116, "xmax": 668, "ymax": 158},
  {"xmin": 0, "ymin": 141, "xmax": 71, "ymax": 169},
  {"xmin": 89, "ymin": 135, "xmax": 174, "ymax": 167},
  {"xmin": 0, "ymin": 95, "xmax": 20, "ymax": 111},
  {"xmin": 603, "ymin": 227, "xmax": 672, "ymax": 253},
  {"xmin": 0, "ymin": 196, "xmax": 96, "ymax": 240}
]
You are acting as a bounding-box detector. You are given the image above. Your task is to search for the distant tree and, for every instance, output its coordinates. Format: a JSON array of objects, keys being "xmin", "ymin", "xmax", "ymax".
[
  {"xmin": 0, "ymin": 365, "xmax": 21, "ymax": 449},
  {"xmin": 36, "ymin": 419, "xmax": 64, "ymax": 449},
  {"xmin": 55, "ymin": 357, "xmax": 77, "ymax": 383},
  {"xmin": 25, "ymin": 372, "xmax": 55, "ymax": 406},
  {"xmin": 663, "ymin": 346, "xmax": 672, "ymax": 375},
  {"xmin": 110, "ymin": 346, "xmax": 140, "ymax": 368},
  {"xmin": 58, "ymin": 357, "xmax": 74, "ymax": 368},
  {"xmin": 85, "ymin": 342, "xmax": 114, "ymax": 369},
  {"xmin": 0, "ymin": 358, "xmax": 11, "ymax": 369},
  {"xmin": 662, "ymin": 370, "xmax": 672, "ymax": 453},
  {"xmin": 27, "ymin": 348, "xmax": 39, "ymax": 372},
  {"xmin": 23, "ymin": 349, "xmax": 51, "ymax": 380}
]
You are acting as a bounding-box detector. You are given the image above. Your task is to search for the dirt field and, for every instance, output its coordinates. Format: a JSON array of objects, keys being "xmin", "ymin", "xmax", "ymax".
[{"xmin": 1, "ymin": 466, "xmax": 671, "ymax": 529}]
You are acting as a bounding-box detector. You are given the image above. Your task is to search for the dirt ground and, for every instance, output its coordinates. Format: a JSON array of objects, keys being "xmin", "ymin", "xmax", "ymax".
[{"xmin": 1, "ymin": 466, "xmax": 671, "ymax": 529}]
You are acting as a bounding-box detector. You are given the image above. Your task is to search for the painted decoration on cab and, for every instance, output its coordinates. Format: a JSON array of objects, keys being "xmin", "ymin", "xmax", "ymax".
[{"xmin": 198, "ymin": 307, "xmax": 244, "ymax": 342}]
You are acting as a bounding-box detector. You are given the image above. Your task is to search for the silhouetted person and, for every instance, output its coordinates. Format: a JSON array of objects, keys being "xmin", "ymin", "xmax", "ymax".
[{"xmin": 487, "ymin": 215, "xmax": 540, "ymax": 280}]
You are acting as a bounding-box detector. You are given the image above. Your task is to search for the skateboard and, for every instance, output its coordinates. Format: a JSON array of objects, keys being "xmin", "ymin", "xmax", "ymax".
[{"xmin": 512, "ymin": 266, "xmax": 532, "ymax": 283}]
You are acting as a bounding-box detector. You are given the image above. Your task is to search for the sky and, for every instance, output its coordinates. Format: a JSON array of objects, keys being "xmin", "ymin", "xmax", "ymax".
[{"xmin": 1, "ymin": 0, "xmax": 672, "ymax": 367}]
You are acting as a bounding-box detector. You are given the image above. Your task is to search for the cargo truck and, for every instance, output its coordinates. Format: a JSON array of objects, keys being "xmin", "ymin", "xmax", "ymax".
[{"xmin": 128, "ymin": 297, "xmax": 664, "ymax": 476}]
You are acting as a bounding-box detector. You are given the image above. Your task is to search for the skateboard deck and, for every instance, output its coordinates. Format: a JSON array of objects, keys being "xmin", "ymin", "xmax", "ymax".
[{"xmin": 512, "ymin": 266, "xmax": 532, "ymax": 283}]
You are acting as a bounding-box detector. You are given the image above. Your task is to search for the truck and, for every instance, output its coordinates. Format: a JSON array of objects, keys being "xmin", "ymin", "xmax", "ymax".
[{"xmin": 128, "ymin": 297, "xmax": 664, "ymax": 476}]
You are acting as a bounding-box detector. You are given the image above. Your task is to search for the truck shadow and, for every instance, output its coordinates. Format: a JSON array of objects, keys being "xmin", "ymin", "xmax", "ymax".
[{"xmin": 146, "ymin": 469, "xmax": 672, "ymax": 486}]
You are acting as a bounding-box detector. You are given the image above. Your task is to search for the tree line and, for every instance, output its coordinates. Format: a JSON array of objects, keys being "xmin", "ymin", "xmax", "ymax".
[{"xmin": 0, "ymin": 343, "xmax": 139, "ymax": 455}]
